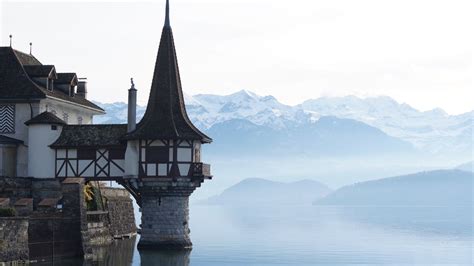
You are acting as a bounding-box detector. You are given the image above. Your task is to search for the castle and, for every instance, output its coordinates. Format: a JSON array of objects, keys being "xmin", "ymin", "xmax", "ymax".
[{"xmin": 0, "ymin": 0, "xmax": 212, "ymax": 255}]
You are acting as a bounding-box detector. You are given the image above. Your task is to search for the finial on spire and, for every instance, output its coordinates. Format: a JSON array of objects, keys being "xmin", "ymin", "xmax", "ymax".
[
  {"xmin": 9, "ymin": 35, "xmax": 12, "ymax": 47},
  {"xmin": 165, "ymin": 0, "xmax": 170, "ymax": 27},
  {"xmin": 130, "ymin": 78, "xmax": 136, "ymax": 90},
  {"xmin": 29, "ymin": 42, "xmax": 32, "ymax": 55}
]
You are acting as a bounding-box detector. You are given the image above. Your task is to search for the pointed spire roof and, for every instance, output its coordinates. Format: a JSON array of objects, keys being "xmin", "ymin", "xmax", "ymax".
[{"xmin": 126, "ymin": 0, "xmax": 211, "ymax": 143}]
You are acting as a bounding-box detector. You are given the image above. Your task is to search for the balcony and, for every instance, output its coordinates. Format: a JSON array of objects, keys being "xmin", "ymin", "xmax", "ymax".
[{"xmin": 191, "ymin": 163, "xmax": 212, "ymax": 179}]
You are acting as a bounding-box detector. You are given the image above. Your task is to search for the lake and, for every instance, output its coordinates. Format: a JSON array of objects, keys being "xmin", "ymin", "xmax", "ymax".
[{"xmin": 38, "ymin": 205, "xmax": 473, "ymax": 265}]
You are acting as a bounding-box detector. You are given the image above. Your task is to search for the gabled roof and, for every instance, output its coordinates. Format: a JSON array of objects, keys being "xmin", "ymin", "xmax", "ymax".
[
  {"xmin": 126, "ymin": 1, "xmax": 211, "ymax": 143},
  {"xmin": 24, "ymin": 111, "xmax": 66, "ymax": 126},
  {"xmin": 24, "ymin": 65, "xmax": 56, "ymax": 78},
  {"xmin": 0, "ymin": 135, "xmax": 23, "ymax": 145},
  {"xmin": 51, "ymin": 124, "xmax": 128, "ymax": 148},
  {"xmin": 0, "ymin": 46, "xmax": 104, "ymax": 112},
  {"xmin": 56, "ymin": 73, "xmax": 77, "ymax": 84},
  {"xmin": 14, "ymin": 49, "xmax": 41, "ymax": 65}
]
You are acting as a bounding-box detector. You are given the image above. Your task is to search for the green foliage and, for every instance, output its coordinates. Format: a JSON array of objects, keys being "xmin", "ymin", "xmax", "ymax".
[
  {"xmin": 86, "ymin": 185, "xmax": 105, "ymax": 211},
  {"xmin": 0, "ymin": 208, "xmax": 16, "ymax": 217}
]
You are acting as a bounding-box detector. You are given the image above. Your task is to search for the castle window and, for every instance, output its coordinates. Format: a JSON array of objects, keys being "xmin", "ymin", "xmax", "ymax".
[
  {"xmin": 0, "ymin": 105, "xmax": 15, "ymax": 134},
  {"xmin": 51, "ymin": 125, "xmax": 57, "ymax": 131},
  {"xmin": 109, "ymin": 148, "xmax": 126, "ymax": 160},
  {"xmin": 77, "ymin": 116, "xmax": 83, "ymax": 125},
  {"xmin": 77, "ymin": 149, "xmax": 96, "ymax": 160},
  {"xmin": 146, "ymin": 146, "xmax": 169, "ymax": 163}
]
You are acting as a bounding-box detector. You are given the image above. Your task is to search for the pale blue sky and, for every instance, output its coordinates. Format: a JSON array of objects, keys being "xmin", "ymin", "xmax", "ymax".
[{"xmin": 1, "ymin": 0, "xmax": 472, "ymax": 114}]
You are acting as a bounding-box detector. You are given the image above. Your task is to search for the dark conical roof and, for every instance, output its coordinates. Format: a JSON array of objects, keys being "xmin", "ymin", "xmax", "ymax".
[
  {"xmin": 25, "ymin": 111, "xmax": 66, "ymax": 126},
  {"xmin": 126, "ymin": 1, "xmax": 211, "ymax": 143}
]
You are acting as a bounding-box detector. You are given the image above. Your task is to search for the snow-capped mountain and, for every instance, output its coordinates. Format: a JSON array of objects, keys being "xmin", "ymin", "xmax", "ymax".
[
  {"xmin": 300, "ymin": 96, "xmax": 473, "ymax": 154},
  {"xmin": 93, "ymin": 90, "xmax": 473, "ymax": 157}
]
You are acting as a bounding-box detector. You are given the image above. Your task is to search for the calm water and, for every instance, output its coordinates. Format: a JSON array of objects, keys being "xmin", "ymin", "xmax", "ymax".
[{"xmin": 39, "ymin": 205, "xmax": 473, "ymax": 265}]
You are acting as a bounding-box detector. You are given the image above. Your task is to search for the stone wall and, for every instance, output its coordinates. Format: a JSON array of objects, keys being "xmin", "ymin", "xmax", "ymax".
[
  {"xmin": 0, "ymin": 217, "xmax": 29, "ymax": 263},
  {"xmin": 0, "ymin": 177, "xmax": 32, "ymax": 203},
  {"xmin": 28, "ymin": 215, "xmax": 84, "ymax": 260},
  {"xmin": 31, "ymin": 179, "xmax": 62, "ymax": 208},
  {"xmin": 28, "ymin": 178, "xmax": 86, "ymax": 261},
  {"xmin": 139, "ymin": 195, "xmax": 191, "ymax": 249},
  {"xmin": 0, "ymin": 177, "xmax": 136, "ymax": 261},
  {"xmin": 102, "ymin": 188, "xmax": 136, "ymax": 238}
]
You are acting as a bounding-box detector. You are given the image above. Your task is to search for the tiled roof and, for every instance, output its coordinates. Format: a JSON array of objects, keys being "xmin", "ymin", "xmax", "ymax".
[
  {"xmin": 125, "ymin": 23, "xmax": 211, "ymax": 143},
  {"xmin": 14, "ymin": 198, "xmax": 33, "ymax": 206},
  {"xmin": 56, "ymin": 73, "xmax": 77, "ymax": 84},
  {"xmin": 0, "ymin": 47, "xmax": 104, "ymax": 112},
  {"xmin": 38, "ymin": 198, "xmax": 60, "ymax": 207},
  {"xmin": 24, "ymin": 111, "xmax": 66, "ymax": 126},
  {"xmin": 23, "ymin": 65, "xmax": 55, "ymax": 77},
  {"xmin": 0, "ymin": 135, "xmax": 24, "ymax": 145},
  {"xmin": 51, "ymin": 124, "xmax": 128, "ymax": 148},
  {"xmin": 14, "ymin": 50, "xmax": 41, "ymax": 65}
]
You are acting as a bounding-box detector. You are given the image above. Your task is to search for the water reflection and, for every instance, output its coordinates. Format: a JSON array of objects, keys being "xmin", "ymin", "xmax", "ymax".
[
  {"xmin": 31, "ymin": 205, "xmax": 473, "ymax": 265},
  {"xmin": 139, "ymin": 250, "xmax": 190, "ymax": 266},
  {"xmin": 85, "ymin": 237, "xmax": 136, "ymax": 266}
]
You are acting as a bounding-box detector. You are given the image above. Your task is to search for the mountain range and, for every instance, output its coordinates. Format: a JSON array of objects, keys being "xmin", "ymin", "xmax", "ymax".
[
  {"xmin": 457, "ymin": 161, "xmax": 473, "ymax": 172},
  {"xmin": 315, "ymin": 170, "xmax": 473, "ymax": 206},
  {"xmin": 94, "ymin": 91, "xmax": 473, "ymax": 158},
  {"xmin": 200, "ymin": 178, "xmax": 332, "ymax": 206},
  {"xmin": 199, "ymin": 170, "xmax": 473, "ymax": 207}
]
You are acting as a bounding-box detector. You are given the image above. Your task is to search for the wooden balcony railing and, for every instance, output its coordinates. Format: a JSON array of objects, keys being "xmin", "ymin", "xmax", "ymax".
[{"xmin": 191, "ymin": 163, "xmax": 212, "ymax": 179}]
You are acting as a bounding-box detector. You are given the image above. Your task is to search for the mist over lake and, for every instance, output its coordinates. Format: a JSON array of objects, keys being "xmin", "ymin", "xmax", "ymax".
[{"xmin": 62, "ymin": 203, "xmax": 472, "ymax": 265}]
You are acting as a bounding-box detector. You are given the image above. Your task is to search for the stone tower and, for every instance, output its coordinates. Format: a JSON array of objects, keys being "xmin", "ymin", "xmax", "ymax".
[{"xmin": 123, "ymin": 0, "xmax": 212, "ymax": 250}]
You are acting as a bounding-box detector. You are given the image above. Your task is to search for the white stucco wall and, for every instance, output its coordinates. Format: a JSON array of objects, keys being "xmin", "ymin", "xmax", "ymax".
[
  {"xmin": 40, "ymin": 98, "xmax": 101, "ymax": 125},
  {"xmin": 125, "ymin": 140, "xmax": 139, "ymax": 178},
  {"xmin": 1, "ymin": 98, "xmax": 103, "ymax": 177},
  {"xmin": 6, "ymin": 103, "xmax": 41, "ymax": 176},
  {"xmin": 27, "ymin": 124, "xmax": 63, "ymax": 178}
]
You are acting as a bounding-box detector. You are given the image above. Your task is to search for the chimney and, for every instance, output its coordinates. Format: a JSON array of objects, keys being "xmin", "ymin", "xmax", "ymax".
[
  {"xmin": 128, "ymin": 78, "xmax": 137, "ymax": 132},
  {"xmin": 77, "ymin": 79, "xmax": 88, "ymax": 98}
]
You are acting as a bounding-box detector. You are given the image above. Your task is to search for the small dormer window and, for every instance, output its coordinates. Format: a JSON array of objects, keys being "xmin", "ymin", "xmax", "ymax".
[
  {"xmin": 70, "ymin": 85, "xmax": 75, "ymax": 97},
  {"xmin": 47, "ymin": 78, "xmax": 54, "ymax": 91}
]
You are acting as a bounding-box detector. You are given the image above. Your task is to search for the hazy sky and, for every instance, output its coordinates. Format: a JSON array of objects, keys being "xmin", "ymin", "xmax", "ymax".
[{"xmin": 1, "ymin": 0, "xmax": 472, "ymax": 114}]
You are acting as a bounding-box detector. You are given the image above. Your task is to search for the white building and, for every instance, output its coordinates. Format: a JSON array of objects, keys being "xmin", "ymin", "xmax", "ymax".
[
  {"xmin": 0, "ymin": 47, "xmax": 104, "ymax": 177},
  {"xmin": 1, "ymin": 0, "xmax": 213, "ymax": 250},
  {"xmin": 0, "ymin": 41, "xmax": 211, "ymax": 182}
]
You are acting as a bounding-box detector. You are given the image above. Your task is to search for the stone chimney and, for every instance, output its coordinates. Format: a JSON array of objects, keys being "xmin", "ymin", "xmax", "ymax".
[
  {"xmin": 128, "ymin": 78, "xmax": 137, "ymax": 133},
  {"xmin": 76, "ymin": 79, "xmax": 88, "ymax": 99}
]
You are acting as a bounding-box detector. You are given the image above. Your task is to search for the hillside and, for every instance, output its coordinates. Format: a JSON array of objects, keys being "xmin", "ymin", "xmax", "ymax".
[
  {"xmin": 456, "ymin": 161, "xmax": 473, "ymax": 172},
  {"xmin": 201, "ymin": 178, "xmax": 332, "ymax": 206},
  {"xmin": 315, "ymin": 170, "xmax": 473, "ymax": 206}
]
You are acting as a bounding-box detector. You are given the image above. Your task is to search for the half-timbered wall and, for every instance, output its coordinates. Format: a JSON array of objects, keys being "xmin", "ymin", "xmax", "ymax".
[
  {"xmin": 139, "ymin": 140, "xmax": 201, "ymax": 177},
  {"xmin": 55, "ymin": 147, "xmax": 125, "ymax": 179}
]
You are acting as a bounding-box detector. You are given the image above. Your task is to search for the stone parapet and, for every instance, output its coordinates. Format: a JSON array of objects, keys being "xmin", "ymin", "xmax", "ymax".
[
  {"xmin": 102, "ymin": 188, "xmax": 136, "ymax": 238},
  {"xmin": 0, "ymin": 217, "xmax": 29, "ymax": 263}
]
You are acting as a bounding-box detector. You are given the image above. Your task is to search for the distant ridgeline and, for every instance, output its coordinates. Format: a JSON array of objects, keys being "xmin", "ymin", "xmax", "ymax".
[
  {"xmin": 200, "ymin": 178, "xmax": 332, "ymax": 206},
  {"xmin": 200, "ymin": 169, "xmax": 473, "ymax": 207},
  {"xmin": 315, "ymin": 170, "xmax": 473, "ymax": 206}
]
